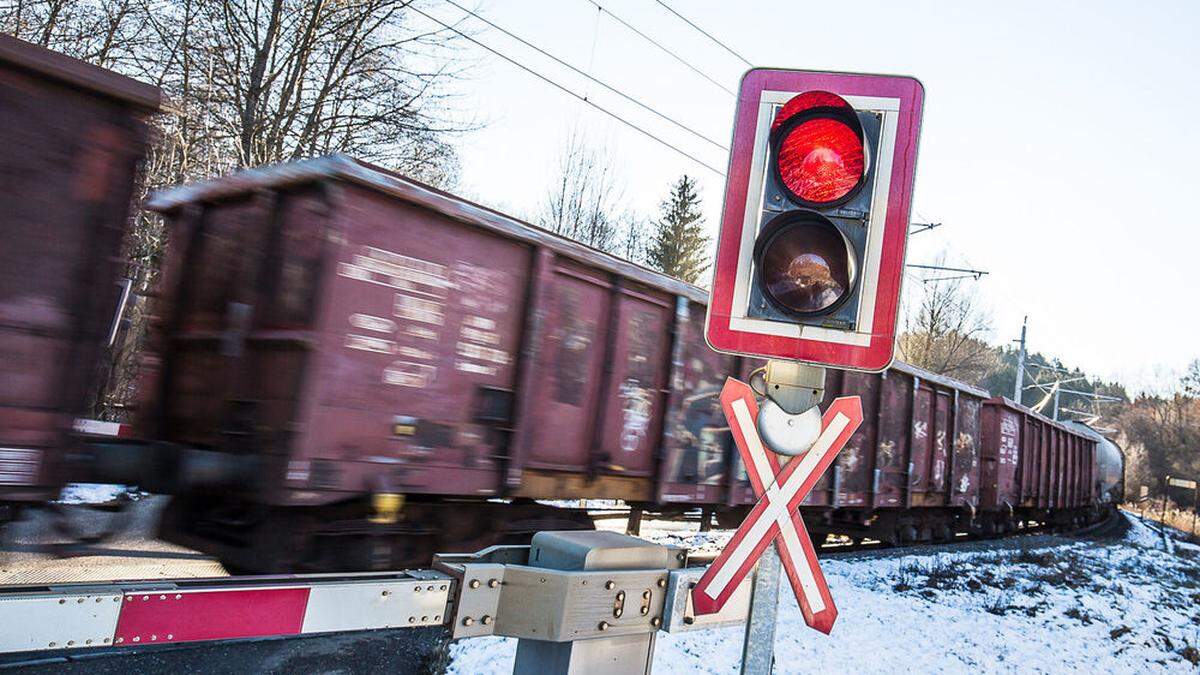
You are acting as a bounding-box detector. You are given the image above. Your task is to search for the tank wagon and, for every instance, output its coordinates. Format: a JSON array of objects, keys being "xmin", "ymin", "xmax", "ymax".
[
  {"xmin": 0, "ymin": 36, "xmax": 160, "ymax": 525},
  {"xmin": 130, "ymin": 156, "xmax": 1114, "ymax": 572},
  {"xmin": 1064, "ymin": 420, "xmax": 1125, "ymax": 505}
]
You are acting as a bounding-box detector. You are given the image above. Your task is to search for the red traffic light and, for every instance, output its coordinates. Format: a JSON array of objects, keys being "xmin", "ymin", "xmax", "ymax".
[
  {"xmin": 771, "ymin": 91, "xmax": 866, "ymax": 207},
  {"xmin": 755, "ymin": 213, "xmax": 855, "ymax": 316},
  {"xmin": 705, "ymin": 69, "xmax": 924, "ymax": 372}
]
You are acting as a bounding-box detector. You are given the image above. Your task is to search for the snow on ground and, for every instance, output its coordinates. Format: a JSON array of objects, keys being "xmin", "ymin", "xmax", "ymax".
[
  {"xmin": 449, "ymin": 513, "xmax": 1200, "ymax": 673},
  {"xmin": 55, "ymin": 483, "xmax": 129, "ymax": 504}
]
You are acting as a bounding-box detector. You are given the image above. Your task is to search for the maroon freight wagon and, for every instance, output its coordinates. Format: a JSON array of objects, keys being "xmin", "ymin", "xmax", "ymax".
[
  {"xmin": 142, "ymin": 155, "xmax": 720, "ymax": 570},
  {"xmin": 0, "ymin": 36, "xmax": 160, "ymax": 521},
  {"xmin": 793, "ymin": 365, "xmax": 992, "ymax": 544},
  {"xmin": 139, "ymin": 156, "xmax": 1112, "ymax": 572},
  {"xmin": 980, "ymin": 398, "xmax": 1101, "ymax": 530}
]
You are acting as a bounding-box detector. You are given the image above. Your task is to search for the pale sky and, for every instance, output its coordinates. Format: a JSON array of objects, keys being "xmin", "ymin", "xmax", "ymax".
[{"xmin": 418, "ymin": 0, "xmax": 1200, "ymax": 392}]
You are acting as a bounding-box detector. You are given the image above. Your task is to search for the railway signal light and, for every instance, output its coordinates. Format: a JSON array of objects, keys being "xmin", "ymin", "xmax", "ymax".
[{"xmin": 705, "ymin": 69, "xmax": 925, "ymax": 372}]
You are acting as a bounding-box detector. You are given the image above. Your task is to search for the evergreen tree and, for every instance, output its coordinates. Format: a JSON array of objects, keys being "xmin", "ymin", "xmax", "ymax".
[{"xmin": 647, "ymin": 175, "xmax": 710, "ymax": 283}]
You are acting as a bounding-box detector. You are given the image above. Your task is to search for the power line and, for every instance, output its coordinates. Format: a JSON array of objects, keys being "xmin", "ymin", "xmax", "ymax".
[
  {"xmin": 583, "ymin": 0, "xmax": 735, "ymax": 96},
  {"xmin": 906, "ymin": 263, "xmax": 989, "ymax": 280},
  {"xmin": 653, "ymin": 0, "xmax": 753, "ymax": 67},
  {"xmin": 445, "ymin": 0, "xmax": 727, "ymax": 152},
  {"xmin": 411, "ymin": 6, "xmax": 727, "ymax": 177},
  {"xmin": 909, "ymin": 221, "xmax": 942, "ymax": 235}
]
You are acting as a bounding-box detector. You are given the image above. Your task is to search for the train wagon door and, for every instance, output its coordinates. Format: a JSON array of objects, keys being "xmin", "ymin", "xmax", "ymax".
[
  {"xmin": 949, "ymin": 395, "xmax": 981, "ymax": 507},
  {"xmin": 931, "ymin": 389, "xmax": 952, "ymax": 504},
  {"xmin": 656, "ymin": 299, "xmax": 736, "ymax": 506},
  {"xmin": 830, "ymin": 371, "xmax": 876, "ymax": 508},
  {"xmin": 1023, "ymin": 418, "xmax": 1040, "ymax": 508},
  {"xmin": 908, "ymin": 384, "xmax": 934, "ymax": 506},
  {"xmin": 872, "ymin": 372, "xmax": 911, "ymax": 508},
  {"xmin": 595, "ymin": 285, "xmax": 672, "ymax": 477},
  {"xmin": 980, "ymin": 456, "xmax": 998, "ymax": 509},
  {"xmin": 525, "ymin": 263, "xmax": 611, "ymax": 473},
  {"xmin": 157, "ymin": 195, "xmax": 279, "ymax": 446}
]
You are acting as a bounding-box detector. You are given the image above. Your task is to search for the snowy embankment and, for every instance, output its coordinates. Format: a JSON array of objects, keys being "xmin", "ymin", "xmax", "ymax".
[
  {"xmin": 449, "ymin": 513, "xmax": 1200, "ymax": 673},
  {"xmin": 55, "ymin": 483, "xmax": 129, "ymax": 504}
]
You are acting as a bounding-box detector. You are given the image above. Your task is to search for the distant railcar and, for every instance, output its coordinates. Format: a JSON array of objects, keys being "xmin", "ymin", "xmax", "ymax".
[
  {"xmin": 980, "ymin": 400, "xmax": 1106, "ymax": 533},
  {"xmin": 128, "ymin": 156, "xmax": 1115, "ymax": 572},
  {"xmin": 0, "ymin": 36, "xmax": 159, "ymax": 524}
]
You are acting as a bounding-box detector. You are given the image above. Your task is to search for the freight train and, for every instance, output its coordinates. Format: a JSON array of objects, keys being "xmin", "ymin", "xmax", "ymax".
[{"xmin": 0, "ymin": 37, "xmax": 1123, "ymax": 573}]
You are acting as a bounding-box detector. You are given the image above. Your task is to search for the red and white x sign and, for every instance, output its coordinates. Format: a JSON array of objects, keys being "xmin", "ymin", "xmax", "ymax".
[{"xmin": 691, "ymin": 378, "xmax": 863, "ymax": 634}]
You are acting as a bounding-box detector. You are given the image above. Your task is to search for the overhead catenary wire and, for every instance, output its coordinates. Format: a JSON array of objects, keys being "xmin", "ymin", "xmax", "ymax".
[
  {"xmin": 411, "ymin": 6, "xmax": 727, "ymax": 177},
  {"xmin": 906, "ymin": 263, "xmax": 989, "ymax": 280},
  {"xmin": 653, "ymin": 0, "xmax": 754, "ymax": 68},
  {"xmin": 444, "ymin": 0, "xmax": 727, "ymax": 152},
  {"xmin": 583, "ymin": 0, "xmax": 735, "ymax": 96}
]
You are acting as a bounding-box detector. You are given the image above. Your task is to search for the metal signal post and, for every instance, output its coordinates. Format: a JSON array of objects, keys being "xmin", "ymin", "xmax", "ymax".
[
  {"xmin": 740, "ymin": 361, "xmax": 827, "ymax": 674},
  {"xmin": 700, "ymin": 67, "xmax": 924, "ymax": 672}
]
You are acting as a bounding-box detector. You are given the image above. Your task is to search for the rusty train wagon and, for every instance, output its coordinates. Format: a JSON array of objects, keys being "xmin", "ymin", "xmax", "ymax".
[
  {"xmin": 980, "ymin": 399, "xmax": 1105, "ymax": 532},
  {"xmin": 784, "ymin": 366, "xmax": 994, "ymax": 546},
  {"xmin": 0, "ymin": 36, "xmax": 160, "ymax": 524},
  {"xmin": 139, "ymin": 156, "xmax": 1111, "ymax": 572}
]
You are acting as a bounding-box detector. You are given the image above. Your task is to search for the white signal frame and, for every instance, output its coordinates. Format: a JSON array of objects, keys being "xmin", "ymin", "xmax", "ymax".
[{"xmin": 727, "ymin": 91, "xmax": 902, "ymax": 347}]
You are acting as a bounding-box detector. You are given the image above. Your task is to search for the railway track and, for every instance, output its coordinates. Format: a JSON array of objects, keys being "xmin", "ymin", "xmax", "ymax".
[
  {"xmin": 1, "ymin": 496, "xmax": 1124, "ymax": 585},
  {"xmin": 678, "ymin": 508, "xmax": 1127, "ymax": 566}
]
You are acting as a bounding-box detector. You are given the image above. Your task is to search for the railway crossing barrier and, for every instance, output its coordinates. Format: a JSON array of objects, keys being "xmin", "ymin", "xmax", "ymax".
[{"xmin": 0, "ymin": 530, "xmax": 771, "ymax": 674}]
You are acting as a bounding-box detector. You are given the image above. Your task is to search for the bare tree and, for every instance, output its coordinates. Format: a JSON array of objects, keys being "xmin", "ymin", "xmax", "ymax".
[
  {"xmin": 616, "ymin": 218, "xmax": 650, "ymax": 266},
  {"xmin": 0, "ymin": 0, "xmax": 153, "ymax": 70},
  {"xmin": 1118, "ymin": 389, "xmax": 1200, "ymax": 495},
  {"xmin": 897, "ymin": 261, "xmax": 996, "ymax": 385},
  {"xmin": 4, "ymin": 0, "xmax": 470, "ymax": 182},
  {"xmin": 538, "ymin": 130, "xmax": 633, "ymax": 253},
  {"xmin": 1183, "ymin": 359, "xmax": 1200, "ymax": 398}
]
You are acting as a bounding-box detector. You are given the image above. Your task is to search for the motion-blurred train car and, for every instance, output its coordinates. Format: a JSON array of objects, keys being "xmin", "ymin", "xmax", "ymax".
[
  {"xmin": 0, "ymin": 36, "xmax": 160, "ymax": 525},
  {"xmin": 131, "ymin": 156, "xmax": 1115, "ymax": 571}
]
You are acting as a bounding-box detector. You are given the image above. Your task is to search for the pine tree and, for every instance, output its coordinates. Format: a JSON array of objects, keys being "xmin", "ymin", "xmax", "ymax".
[{"xmin": 647, "ymin": 175, "xmax": 710, "ymax": 283}]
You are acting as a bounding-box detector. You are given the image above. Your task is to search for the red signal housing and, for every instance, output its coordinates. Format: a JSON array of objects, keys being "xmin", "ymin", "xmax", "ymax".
[{"xmin": 704, "ymin": 69, "xmax": 925, "ymax": 372}]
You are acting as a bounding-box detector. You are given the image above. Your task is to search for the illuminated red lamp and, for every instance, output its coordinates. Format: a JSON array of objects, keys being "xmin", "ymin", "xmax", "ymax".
[{"xmin": 769, "ymin": 91, "xmax": 867, "ymax": 207}]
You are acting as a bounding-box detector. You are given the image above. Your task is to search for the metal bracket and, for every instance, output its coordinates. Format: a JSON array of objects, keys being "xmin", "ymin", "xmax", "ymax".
[
  {"xmin": 761, "ymin": 361, "xmax": 825, "ymax": 414},
  {"xmin": 661, "ymin": 568, "xmax": 752, "ymax": 633},
  {"xmin": 435, "ymin": 541, "xmax": 679, "ymax": 643},
  {"xmin": 435, "ymin": 544, "xmax": 527, "ymax": 639},
  {"xmin": 757, "ymin": 361, "xmax": 826, "ymax": 456}
]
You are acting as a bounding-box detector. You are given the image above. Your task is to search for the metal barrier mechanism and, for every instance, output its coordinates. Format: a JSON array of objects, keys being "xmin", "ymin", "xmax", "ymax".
[{"xmin": 0, "ymin": 530, "xmax": 762, "ymax": 673}]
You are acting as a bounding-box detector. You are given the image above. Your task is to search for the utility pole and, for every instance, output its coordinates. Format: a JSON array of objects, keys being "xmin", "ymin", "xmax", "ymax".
[{"xmin": 1013, "ymin": 316, "xmax": 1027, "ymax": 404}]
